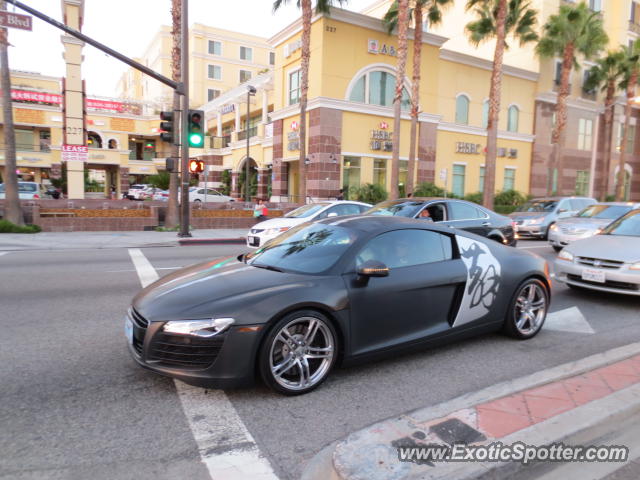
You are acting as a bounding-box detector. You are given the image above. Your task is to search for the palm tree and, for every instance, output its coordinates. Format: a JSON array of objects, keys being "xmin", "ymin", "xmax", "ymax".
[
  {"xmin": 615, "ymin": 39, "xmax": 640, "ymax": 201},
  {"xmin": 466, "ymin": 0, "xmax": 538, "ymax": 210},
  {"xmin": 388, "ymin": 0, "xmax": 409, "ymax": 200},
  {"xmin": 383, "ymin": 0, "xmax": 453, "ymax": 197},
  {"xmin": 273, "ymin": 0, "xmax": 348, "ymax": 204},
  {"xmin": 165, "ymin": 0, "xmax": 181, "ymax": 229},
  {"xmin": 0, "ymin": 0, "xmax": 23, "ymax": 226},
  {"xmin": 583, "ymin": 50, "xmax": 624, "ymax": 201},
  {"xmin": 536, "ymin": 2, "xmax": 607, "ymax": 195}
]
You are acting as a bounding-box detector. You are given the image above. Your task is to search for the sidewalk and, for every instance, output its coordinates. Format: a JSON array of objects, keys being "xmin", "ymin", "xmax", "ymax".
[
  {"xmin": 302, "ymin": 342, "xmax": 640, "ymax": 480},
  {"xmin": 0, "ymin": 228, "xmax": 249, "ymax": 251}
]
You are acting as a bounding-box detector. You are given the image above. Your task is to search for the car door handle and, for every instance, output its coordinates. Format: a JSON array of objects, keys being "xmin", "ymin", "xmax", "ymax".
[{"xmin": 482, "ymin": 222, "xmax": 491, "ymax": 226}]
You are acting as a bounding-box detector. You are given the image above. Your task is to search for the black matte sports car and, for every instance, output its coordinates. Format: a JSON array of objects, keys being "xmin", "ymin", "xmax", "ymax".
[
  {"xmin": 365, "ymin": 198, "xmax": 518, "ymax": 246},
  {"xmin": 126, "ymin": 216, "xmax": 551, "ymax": 395}
]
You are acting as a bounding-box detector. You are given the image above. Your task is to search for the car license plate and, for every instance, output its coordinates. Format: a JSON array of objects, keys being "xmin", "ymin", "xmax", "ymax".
[
  {"xmin": 125, "ymin": 316, "xmax": 133, "ymax": 344},
  {"xmin": 582, "ymin": 268, "xmax": 605, "ymax": 283},
  {"xmin": 249, "ymin": 236, "xmax": 259, "ymax": 246}
]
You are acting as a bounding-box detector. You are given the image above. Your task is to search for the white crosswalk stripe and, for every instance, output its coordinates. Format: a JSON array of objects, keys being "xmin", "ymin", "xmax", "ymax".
[
  {"xmin": 545, "ymin": 306, "xmax": 595, "ymax": 334},
  {"xmin": 127, "ymin": 248, "xmax": 278, "ymax": 480}
]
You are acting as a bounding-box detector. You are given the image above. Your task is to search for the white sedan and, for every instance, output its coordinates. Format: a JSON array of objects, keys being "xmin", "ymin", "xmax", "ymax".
[
  {"xmin": 189, "ymin": 188, "xmax": 233, "ymax": 203},
  {"xmin": 246, "ymin": 200, "xmax": 371, "ymax": 248}
]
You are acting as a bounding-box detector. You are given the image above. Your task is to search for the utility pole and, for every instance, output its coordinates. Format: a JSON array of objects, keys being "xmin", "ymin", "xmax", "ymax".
[
  {"xmin": 178, "ymin": 0, "xmax": 190, "ymax": 237},
  {"xmin": 245, "ymin": 85, "xmax": 256, "ymax": 202}
]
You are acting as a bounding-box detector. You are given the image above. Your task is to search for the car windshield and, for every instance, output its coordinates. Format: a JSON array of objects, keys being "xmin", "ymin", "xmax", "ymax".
[
  {"xmin": 601, "ymin": 210, "xmax": 640, "ymax": 236},
  {"xmin": 577, "ymin": 205, "xmax": 632, "ymax": 220},
  {"xmin": 519, "ymin": 200, "xmax": 557, "ymax": 212},
  {"xmin": 284, "ymin": 203, "xmax": 330, "ymax": 218},
  {"xmin": 245, "ymin": 222, "xmax": 357, "ymax": 274},
  {"xmin": 365, "ymin": 200, "xmax": 425, "ymax": 217}
]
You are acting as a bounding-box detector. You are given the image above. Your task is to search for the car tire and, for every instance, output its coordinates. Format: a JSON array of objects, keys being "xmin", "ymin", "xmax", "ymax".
[
  {"xmin": 552, "ymin": 245, "xmax": 562, "ymax": 252},
  {"xmin": 503, "ymin": 278, "xmax": 549, "ymax": 340},
  {"xmin": 259, "ymin": 310, "xmax": 338, "ymax": 396},
  {"xmin": 194, "ymin": 199, "xmax": 201, "ymax": 203},
  {"xmin": 543, "ymin": 223, "xmax": 555, "ymax": 240}
]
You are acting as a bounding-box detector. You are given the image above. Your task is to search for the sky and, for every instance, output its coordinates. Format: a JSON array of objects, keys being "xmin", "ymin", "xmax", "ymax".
[{"xmin": 6, "ymin": 0, "xmax": 373, "ymax": 98}]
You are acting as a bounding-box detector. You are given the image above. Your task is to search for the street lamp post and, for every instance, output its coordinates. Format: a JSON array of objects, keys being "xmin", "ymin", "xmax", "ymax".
[{"xmin": 245, "ymin": 85, "xmax": 257, "ymax": 203}]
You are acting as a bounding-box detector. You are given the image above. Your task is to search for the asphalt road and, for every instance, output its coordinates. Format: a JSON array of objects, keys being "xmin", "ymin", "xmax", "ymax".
[{"xmin": 1, "ymin": 239, "xmax": 638, "ymax": 479}]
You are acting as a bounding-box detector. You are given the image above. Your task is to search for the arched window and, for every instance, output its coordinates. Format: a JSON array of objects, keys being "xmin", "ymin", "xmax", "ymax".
[
  {"xmin": 455, "ymin": 94, "xmax": 470, "ymax": 125},
  {"xmin": 87, "ymin": 132, "xmax": 103, "ymax": 148},
  {"xmin": 507, "ymin": 105, "xmax": 519, "ymax": 132},
  {"xmin": 482, "ymin": 99, "xmax": 489, "ymax": 129},
  {"xmin": 108, "ymin": 139, "xmax": 118, "ymax": 149},
  {"xmin": 348, "ymin": 69, "xmax": 410, "ymax": 110}
]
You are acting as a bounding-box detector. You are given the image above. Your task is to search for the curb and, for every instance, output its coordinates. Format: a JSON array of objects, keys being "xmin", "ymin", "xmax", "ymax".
[
  {"xmin": 178, "ymin": 238, "xmax": 246, "ymax": 246},
  {"xmin": 300, "ymin": 342, "xmax": 640, "ymax": 480}
]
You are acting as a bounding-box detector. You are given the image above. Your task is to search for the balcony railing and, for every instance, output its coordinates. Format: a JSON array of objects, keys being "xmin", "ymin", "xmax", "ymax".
[
  {"xmin": 5, "ymin": 143, "xmax": 51, "ymax": 152},
  {"xmin": 237, "ymin": 126, "xmax": 258, "ymax": 141},
  {"xmin": 210, "ymin": 136, "xmax": 231, "ymax": 149},
  {"xmin": 630, "ymin": 21, "xmax": 640, "ymax": 35}
]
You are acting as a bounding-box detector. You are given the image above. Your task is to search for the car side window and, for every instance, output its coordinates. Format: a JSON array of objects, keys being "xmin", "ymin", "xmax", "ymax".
[
  {"xmin": 357, "ymin": 204, "xmax": 369, "ymax": 213},
  {"xmin": 315, "ymin": 206, "xmax": 340, "ymax": 219},
  {"xmin": 569, "ymin": 199, "xmax": 584, "ymax": 211},
  {"xmin": 356, "ymin": 229, "xmax": 453, "ymax": 269},
  {"xmin": 558, "ymin": 199, "xmax": 570, "ymax": 211},
  {"xmin": 449, "ymin": 201, "xmax": 483, "ymax": 220},
  {"xmin": 197, "ymin": 189, "xmax": 204, "ymax": 195},
  {"xmin": 423, "ymin": 203, "xmax": 447, "ymax": 222},
  {"xmin": 207, "ymin": 189, "xmax": 221, "ymax": 195}
]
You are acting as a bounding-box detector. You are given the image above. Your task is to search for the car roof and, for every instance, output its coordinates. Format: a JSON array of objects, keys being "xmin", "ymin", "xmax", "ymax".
[{"xmin": 316, "ymin": 214, "xmax": 454, "ymax": 234}]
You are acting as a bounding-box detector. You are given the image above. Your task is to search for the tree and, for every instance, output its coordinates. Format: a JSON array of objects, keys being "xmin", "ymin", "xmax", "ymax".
[
  {"xmin": 383, "ymin": 0, "xmax": 453, "ymax": 197},
  {"xmin": 0, "ymin": 0, "xmax": 24, "ymax": 225},
  {"xmin": 466, "ymin": 0, "xmax": 538, "ymax": 210},
  {"xmin": 583, "ymin": 50, "xmax": 624, "ymax": 201},
  {"xmin": 164, "ymin": 0, "xmax": 181, "ymax": 228},
  {"xmin": 536, "ymin": 3, "xmax": 607, "ymax": 195},
  {"xmin": 273, "ymin": 0, "xmax": 348, "ymax": 204}
]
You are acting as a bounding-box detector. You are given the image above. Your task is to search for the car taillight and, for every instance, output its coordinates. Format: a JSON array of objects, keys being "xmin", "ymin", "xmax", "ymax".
[
  {"xmin": 511, "ymin": 221, "xmax": 518, "ymax": 233},
  {"xmin": 33, "ymin": 194, "xmax": 39, "ymax": 199}
]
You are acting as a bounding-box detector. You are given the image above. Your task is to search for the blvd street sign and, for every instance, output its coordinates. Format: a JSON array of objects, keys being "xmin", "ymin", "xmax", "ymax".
[
  {"xmin": 0, "ymin": 11, "xmax": 32, "ymax": 31},
  {"xmin": 62, "ymin": 145, "xmax": 88, "ymax": 162}
]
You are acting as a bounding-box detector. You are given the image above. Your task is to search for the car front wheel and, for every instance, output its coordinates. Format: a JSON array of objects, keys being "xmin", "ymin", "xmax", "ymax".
[
  {"xmin": 259, "ymin": 310, "xmax": 337, "ymax": 395},
  {"xmin": 503, "ymin": 278, "xmax": 548, "ymax": 340}
]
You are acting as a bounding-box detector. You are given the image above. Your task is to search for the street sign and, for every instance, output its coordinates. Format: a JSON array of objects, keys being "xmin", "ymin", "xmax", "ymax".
[
  {"xmin": 62, "ymin": 145, "xmax": 88, "ymax": 163},
  {"xmin": 439, "ymin": 168, "xmax": 447, "ymax": 180},
  {"xmin": 0, "ymin": 11, "xmax": 32, "ymax": 31}
]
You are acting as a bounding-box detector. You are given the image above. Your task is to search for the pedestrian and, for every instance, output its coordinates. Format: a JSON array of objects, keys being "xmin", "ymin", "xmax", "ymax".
[
  {"xmin": 253, "ymin": 198, "xmax": 268, "ymax": 222},
  {"xmin": 407, "ymin": 192, "xmax": 413, "ymax": 198},
  {"xmin": 110, "ymin": 185, "xmax": 116, "ymax": 200},
  {"xmin": 336, "ymin": 188, "xmax": 345, "ymax": 201}
]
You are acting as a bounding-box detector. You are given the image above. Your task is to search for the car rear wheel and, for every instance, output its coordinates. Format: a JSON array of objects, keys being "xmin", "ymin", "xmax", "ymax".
[
  {"xmin": 503, "ymin": 278, "xmax": 548, "ymax": 340},
  {"xmin": 259, "ymin": 310, "xmax": 337, "ymax": 395},
  {"xmin": 552, "ymin": 245, "xmax": 562, "ymax": 252},
  {"xmin": 543, "ymin": 223, "xmax": 555, "ymax": 240},
  {"xmin": 193, "ymin": 199, "xmax": 201, "ymax": 203}
]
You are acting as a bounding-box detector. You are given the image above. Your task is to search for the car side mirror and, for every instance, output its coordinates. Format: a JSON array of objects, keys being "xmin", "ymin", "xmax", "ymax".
[
  {"xmin": 558, "ymin": 208, "xmax": 567, "ymax": 213},
  {"xmin": 356, "ymin": 260, "xmax": 389, "ymax": 278},
  {"xmin": 327, "ymin": 212, "xmax": 338, "ymax": 217}
]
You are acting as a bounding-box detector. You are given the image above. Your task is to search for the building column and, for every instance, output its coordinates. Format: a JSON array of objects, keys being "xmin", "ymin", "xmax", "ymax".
[
  {"xmin": 50, "ymin": 163, "xmax": 62, "ymax": 180},
  {"xmin": 231, "ymin": 103, "xmax": 241, "ymax": 142},
  {"xmin": 417, "ymin": 121, "xmax": 437, "ymax": 185},
  {"xmin": 119, "ymin": 167, "xmax": 130, "ymax": 198},
  {"xmin": 217, "ymin": 112, "xmax": 222, "ymax": 137},
  {"xmin": 256, "ymin": 168, "xmax": 269, "ymax": 200},
  {"xmin": 230, "ymin": 171, "xmax": 241, "ymax": 199},
  {"xmin": 262, "ymin": 90, "xmax": 269, "ymax": 124},
  {"xmin": 270, "ymin": 119, "xmax": 288, "ymax": 200},
  {"xmin": 307, "ymin": 108, "xmax": 342, "ymax": 200},
  {"xmin": 200, "ymin": 154, "xmax": 223, "ymax": 187}
]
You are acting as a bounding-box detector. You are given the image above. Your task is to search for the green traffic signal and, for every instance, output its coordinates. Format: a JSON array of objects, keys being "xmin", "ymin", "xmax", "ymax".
[{"xmin": 187, "ymin": 110, "xmax": 205, "ymax": 148}]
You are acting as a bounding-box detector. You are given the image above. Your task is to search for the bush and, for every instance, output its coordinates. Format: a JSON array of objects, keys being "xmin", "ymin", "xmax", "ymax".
[
  {"xmin": 0, "ymin": 220, "xmax": 42, "ymax": 233},
  {"xmin": 413, "ymin": 182, "xmax": 446, "ymax": 197},
  {"xmin": 353, "ymin": 183, "xmax": 388, "ymax": 204},
  {"xmin": 148, "ymin": 171, "xmax": 171, "ymax": 190},
  {"xmin": 494, "ymin": 189, "xmax": 527, "ymax": 207},
  {"xmin": 494, "ymin": 205, "xmax": 520, "ymax": 215},
  {"xmin": 463, "ymin": 192, "xmax": 483, "ymax": 205}
]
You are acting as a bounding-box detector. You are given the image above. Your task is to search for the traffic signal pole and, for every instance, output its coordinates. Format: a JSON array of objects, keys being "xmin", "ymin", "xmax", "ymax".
[{"xmin": 179, "ymin": 0, "xmax": 191, "ymax": 238}]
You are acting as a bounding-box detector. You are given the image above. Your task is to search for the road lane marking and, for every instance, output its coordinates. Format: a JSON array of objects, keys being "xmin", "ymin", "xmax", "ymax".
[
  {"xmin": 107, "ymin": 266, "xmax": 182, "ymax": 273},
  {"xmin": 128, "ymin": 248, "xmax": 278, "ymax": 480},
  {"xmin": 544, "ymin": 306, "xmax": 595, "ymax": 334},
  {"xmin": 517, "ymin": 245, "xmax": 551, "ymax": 249}
]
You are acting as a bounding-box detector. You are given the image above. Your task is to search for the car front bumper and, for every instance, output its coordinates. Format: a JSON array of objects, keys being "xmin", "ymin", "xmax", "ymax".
[
  {"xmin": 126, "ymin": 311, "xmax": 263, "ymax": 388},
  {"xmin": 246, "ymin": 232, "xmax": 278, "ymax": 248},
  {"xmin": 554, "ymin": 260, "xmax": 640, "ymax": 296},
  {"xmin": 516, "ymin": 224, "xmax": 547, "ymax": 237},
  {"xmin": 548, "ymin": 230, "xmax": 595, "ymax": 248}
]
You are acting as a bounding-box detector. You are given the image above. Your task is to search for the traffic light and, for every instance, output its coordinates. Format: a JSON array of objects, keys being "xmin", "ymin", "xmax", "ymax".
[
  {"xmin": 187, "ymin": 109, "xmax": 205, "ymax": 148},
  {"xmin": 188, "ymin": 159, "xmax": 204, "ymax": 174},
  {"xmin": 160, "ymin": 111, "xmax": 175, "ymax": 143}
]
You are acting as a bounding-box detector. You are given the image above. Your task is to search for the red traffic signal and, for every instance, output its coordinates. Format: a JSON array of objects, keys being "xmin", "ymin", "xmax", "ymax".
[{"xmin": 188, "ymin": 159, "xmax": 205, "ymax": 174}]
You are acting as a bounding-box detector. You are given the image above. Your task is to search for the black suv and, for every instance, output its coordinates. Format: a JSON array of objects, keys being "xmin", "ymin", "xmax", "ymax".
[{"xmin": 365, "ymin": 198, "xmax": 517, "ymax": 246}]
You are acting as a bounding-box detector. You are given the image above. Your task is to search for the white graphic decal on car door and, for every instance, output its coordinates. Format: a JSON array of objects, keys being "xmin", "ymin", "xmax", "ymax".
[{"xmin": 452, "ymin": 235, "xmax": 501, "ymax": 327}]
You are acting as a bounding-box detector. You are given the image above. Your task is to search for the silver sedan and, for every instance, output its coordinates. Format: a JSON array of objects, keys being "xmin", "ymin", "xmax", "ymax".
[{"xmin": 555, "ymin": 209, "xmax": 640, "ymax": 296}]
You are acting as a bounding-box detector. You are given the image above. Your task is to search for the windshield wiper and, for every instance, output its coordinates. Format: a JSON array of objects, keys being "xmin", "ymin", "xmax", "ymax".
[{"xmin": 251, "ymin": 263, "xmax": 284, "ymax": 272}]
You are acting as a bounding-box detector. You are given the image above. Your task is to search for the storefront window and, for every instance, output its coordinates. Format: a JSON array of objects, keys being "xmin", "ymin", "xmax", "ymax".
[
  {"xmin": 399, "ymin": 160, "xmax": 408, "ymax": 196},
  {"xmin": 342, "ymin": 157, "xmax": 361, "ymax": 199},
  {"xmin": 374, "ymin": 159, "xmax": 387, "ymax": 189},
  {"xmin": 575, "ymin": 170, "xmax": 589, "ymax": 196},
  {"xmin": 452, "ymin": 164, "xmax": 466, "ymax": 197},
  {"xmin": 348, "ymin": 70, "xmax": 410, "ymax": 110},
  {"xmin": 15, "ymin": 129, "xmax": 34, "ymax": 151}
]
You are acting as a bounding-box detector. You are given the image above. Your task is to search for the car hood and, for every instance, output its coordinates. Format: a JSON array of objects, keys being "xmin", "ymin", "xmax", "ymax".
[
  {"xmin": 132, "ymin": 255, "xmax": 314, "ymax": 323},
  {"xmin": 510, "ymin": 211, "xmax": 547, "ymax": 219},
  {"xmin": 556, "ymin": 217, "xmax": 611, "ymax": 229},
  {"xmin": 566, "ymin": 235, "xmax": 640, "ymax": 263},
  {"xmin": 252, "ymin": 217, "xmax": 306, "ymax": 230}
]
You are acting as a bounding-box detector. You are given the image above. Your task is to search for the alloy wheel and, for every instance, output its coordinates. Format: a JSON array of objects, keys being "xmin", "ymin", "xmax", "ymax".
[{"xmin": 514, "ymin": 282, "xmax": 547, "ymax": 336}]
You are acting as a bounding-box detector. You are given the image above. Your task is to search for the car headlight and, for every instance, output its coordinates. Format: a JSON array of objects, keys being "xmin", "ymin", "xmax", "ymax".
[
  {"xmin": 265, "ymin": 226, "xmax": 290, "ymax": 235},
  {"xmin": 163, "ymin": 318, "xmax": 235, "ymax": 337},
  {"xmin": 549, "ymin": 224, "xmax": 558, "ymax": 231},
  {"xmin": 630, "ymin": 262, "xmax": 640, "ymax": 271},
  {"xmin": 529, "ymin": 217, "xmax": 544, "ymax": 225},
  {"xmin": 557, "ymin": 250, "xmax": 574, "ymax": 262}
]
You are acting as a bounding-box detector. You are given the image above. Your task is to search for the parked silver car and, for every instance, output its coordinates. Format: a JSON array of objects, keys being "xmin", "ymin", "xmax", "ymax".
[
  {"xmin": 509, "ymin": 196, "xmax": 595, "ymax": 239},
  {"xmin": 555, "ymin": 209, "xmax": 640, "ymax": 296},
  {"xmin": 0, "ymin": 181, "xmax": 43, "ymax": 200},
  {"xmin": 548, "ymin": 202, "xmax": 640, "ymax": 251}
]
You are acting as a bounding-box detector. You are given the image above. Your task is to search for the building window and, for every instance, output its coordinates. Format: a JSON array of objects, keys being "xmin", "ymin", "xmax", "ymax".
[
  {"xmin": 507, "ymin": 105, "xmax": 519, "ymax": 132},
  {"xmin": 207, "ymin": 89, "xmax": 221, "ymax": 102},
  {"xmin": 632, "ymin": 2, "xmax": 640, "ymax": 25},
  {"xmin": 455, "ymin": 94, "xmax": 470, "ymax": 125},
  {"xmin": 240, "ymin": 46, "xmax": 253, "ymax": 61},
  {"xmin": 374, "ymin": 159, "xmax": 387, "ymax": 189},
  {"xmin": 479, "ymin": 166, "xmax": 485, "ymax": 193},
  {"xmin": 578, "ymin": 118, "xmax": 593, "ymax": 150},
  {"xmin": 239, "ymin": 69, "xmax": 252, "ymax": 83},
  {"xmin": 208, "ymin": 64, "xmax": 221, "ymax": 80},
  {"xmin": 208, "ymin": 40, "xmax": 221, "ymax": 55},
  {"xmin": 575, "ymin": 170, "xmax": 590, "ymax": 196},
  {"xmin": 614, "ymin": 169, "xmax": 632, "ymax": 200},
  {"xmin": 618, "ymin": 123, "xmax": 636, "ymax": 154},
  {"xmin": 342, "ymin": 157, "xmax": 361, "ymax": 199},
  {"xmin": 348, "ymin": 69, "xmax": 410, "ymax": 109},
  {"xmin": 452, "ymin": 164, "xmax": 466, "ymax": 197},
  {"xmin": 269, "ymin": 52, "xmax": 275, "ymax": 65},
  {"xmin": 482, "ymin": 100, "xmax": 489, "ymax": 129},
  {"xmin": 15, "ymin": 129, "xmax": 34, "ymax": 151},
  {"xmin": 503, "ymin": 168, "xmax": 516, "ymax": 191},
  {"xmin": 289, "ymin": 69, "xmax": 301, "ymax": 105},
  {"xmin": 554, "ymin": 60, "xmax": 562, "ymax": 86},
  {"xmin": 589, "ymin": 0, "xmax": 601, "ymax": 12}
]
